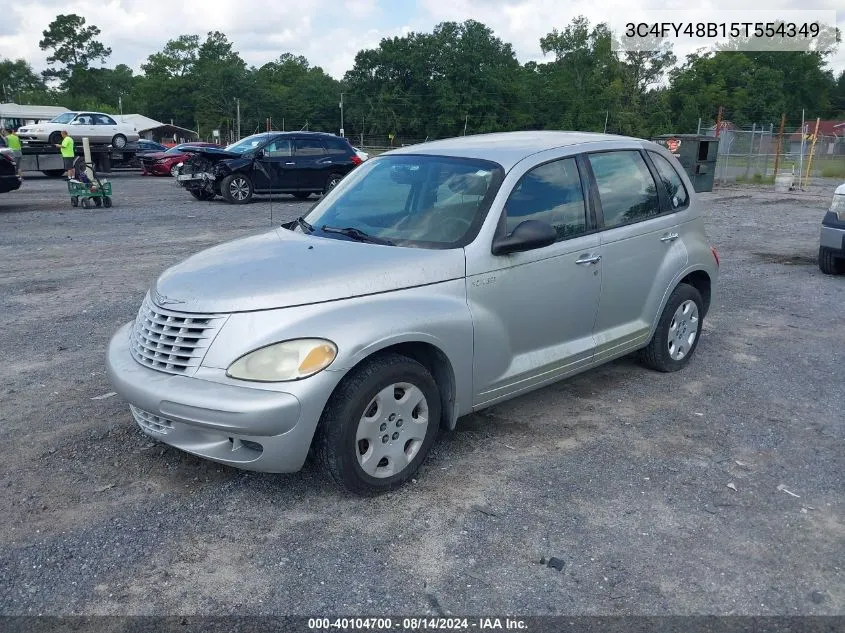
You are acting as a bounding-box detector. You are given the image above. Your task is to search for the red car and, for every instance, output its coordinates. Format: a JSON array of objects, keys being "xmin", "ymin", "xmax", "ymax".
[{"xmin": 139, "ymin": 142, "xmax": 219, "ymax": 177}]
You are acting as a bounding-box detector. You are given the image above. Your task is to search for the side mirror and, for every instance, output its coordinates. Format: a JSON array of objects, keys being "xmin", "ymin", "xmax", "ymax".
[{"xmin": 491, "ymin": 220, "xmax": 557, "ymax": 256}]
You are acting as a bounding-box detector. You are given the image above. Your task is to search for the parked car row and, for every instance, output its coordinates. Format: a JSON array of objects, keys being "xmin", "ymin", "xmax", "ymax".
[{"xmin": 139, "ymin": 142, "xmax": 219, "ymax": 176}]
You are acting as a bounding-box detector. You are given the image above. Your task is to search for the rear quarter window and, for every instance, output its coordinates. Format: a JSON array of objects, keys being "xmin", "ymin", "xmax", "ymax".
[{"xmin": 649, "ymin": 151, "xmax": 690, "ymax": 211}]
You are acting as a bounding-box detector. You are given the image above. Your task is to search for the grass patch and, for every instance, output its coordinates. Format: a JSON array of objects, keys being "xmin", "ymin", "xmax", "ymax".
[
  {"xmin": 820, "ymin": 164, "xmax": 845, "ymax": 179},
  {"xmin": 735, "ymin": 173, "xmax": 775, "ymax": 185}
]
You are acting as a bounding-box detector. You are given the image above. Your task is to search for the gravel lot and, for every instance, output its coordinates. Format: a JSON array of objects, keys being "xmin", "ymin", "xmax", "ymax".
[{"xmin": 0, "ymin": 172, "xmax": 843, "ymax": 617}]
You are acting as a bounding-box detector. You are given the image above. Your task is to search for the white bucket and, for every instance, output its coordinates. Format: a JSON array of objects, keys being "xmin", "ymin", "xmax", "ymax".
[{"xmin": 774, "ymin": 172, "xmax": 793, "ymax": 192}]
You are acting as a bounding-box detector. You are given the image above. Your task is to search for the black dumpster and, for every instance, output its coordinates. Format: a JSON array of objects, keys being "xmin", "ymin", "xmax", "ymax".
[{"xmin": 651, "ymin": 134, "xmax": 719, "ymax": 192}]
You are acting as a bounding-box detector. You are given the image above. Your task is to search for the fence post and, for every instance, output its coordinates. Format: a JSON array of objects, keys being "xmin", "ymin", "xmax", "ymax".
[{"xmin": 772, "ymin": 114, "xmax": 785, "ymax": 181}]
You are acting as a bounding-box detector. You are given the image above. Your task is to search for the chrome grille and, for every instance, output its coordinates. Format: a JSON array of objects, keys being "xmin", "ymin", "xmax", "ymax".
[
  {"xmin": 129, "ymin": 293, "xmax": 226, "ymax": 376},
  {"xmin": 131, "ymin": 405, "xmax": 174, "ymax": 435}
]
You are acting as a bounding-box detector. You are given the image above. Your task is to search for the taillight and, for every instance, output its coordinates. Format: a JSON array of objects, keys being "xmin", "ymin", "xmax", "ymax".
[
  {"xmin": 711, "ymin": 246, "xmax": 720, "ymax": 267},
  {"xmin": 350, "ymin": 154, "xmax": 362, "ymax": 166}
]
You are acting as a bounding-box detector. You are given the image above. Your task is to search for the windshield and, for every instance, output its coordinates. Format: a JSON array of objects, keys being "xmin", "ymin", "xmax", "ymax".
[
  {"xmin": 302, "ymin": 155, "xmax": 504, "ymax": 248},
  {"xmin": 50, "ymin": 113, "xmax": 76, "ymax": 124},
  {"xmin": 225, "ymin": 134, "xmax": 273, "ymax": 154}
]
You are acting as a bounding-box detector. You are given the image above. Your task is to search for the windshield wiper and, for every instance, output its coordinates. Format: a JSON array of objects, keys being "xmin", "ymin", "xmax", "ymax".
[
  {"xmin": 320, "ymin": 225, "xmax": 394, "ymax": 246},
  {"xmin": 293, "ymin": 216, "xmax": 313, "ymax": 233}
]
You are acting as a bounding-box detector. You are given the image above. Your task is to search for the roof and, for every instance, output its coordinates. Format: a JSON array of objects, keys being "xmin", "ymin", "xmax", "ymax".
[
  {"xmin": 0, "ymin": 103, "xmax": 70, "ymax": 120},
  {"xmin": 119, "ymin": 113, "xmax": 197, "ymax": 135},
  {"xmin": 788, "ymin": 120, "xmax": 845, "ymax": 141},
  {"xmin": 386, "ymin": 131, "xmax": 650, "ymax": 170}
]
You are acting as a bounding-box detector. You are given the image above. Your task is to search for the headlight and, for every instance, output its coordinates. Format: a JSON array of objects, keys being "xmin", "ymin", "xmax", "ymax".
[
  {"xmin": 226, "ymin": 339, "xmax": 337, "ymax": 382},
  {"xmin": 831, "ymin": 194, "xmax": 845, "ymax": 220}
]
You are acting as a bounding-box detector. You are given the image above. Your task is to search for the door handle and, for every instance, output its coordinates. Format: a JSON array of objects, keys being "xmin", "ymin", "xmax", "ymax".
[
  {"xmin": 575, "ymin": 255, "xmax": 601, "ymax": 265},
  {"xmin": 660, "ymin": 232, "xmax": 680, "ymax": 243},
  {"xmin": 285, "ymin": 162, "xmax": 295, "ymax": 166}
]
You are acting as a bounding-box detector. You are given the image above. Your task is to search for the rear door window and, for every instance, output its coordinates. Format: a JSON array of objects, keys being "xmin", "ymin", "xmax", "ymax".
[
  {"xmin": 294, "ymin": 139, "xmax": 327, "ymax": 156},
  {"xmin": 587, "ymin": 151, "xmax": 661, "ymax": 228}
]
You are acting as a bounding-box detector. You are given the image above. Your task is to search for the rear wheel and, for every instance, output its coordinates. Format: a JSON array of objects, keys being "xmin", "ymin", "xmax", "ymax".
[
  {"xmin": 316, "ymin": 353, "xmax": 441, "ymax": 495},
  {"xmin": 639, "ymin": 283, "xmax": 704, "ymax": 373},
  {"xmin": 70, "ymin": 196, "xmax": 78, "ymax": 207},
  {"xmin": 94, "ymin": 197, "xmax": 102, "ymax": 207},
  {"xmin": 111, "ymin": 134, "xmax": 127, "ymax": 149},
  {"xmin": 818, "ymin": 247, "xmax": 845, "ymax": 275},
  {"xmin": 324, "ymin": 173, "xmax": 343, "ymax": 195},
  {"xmin": 42, "ymin": 169, "xmax": 65, "ymax": 178},
  {"xmin": 189, "ymin": 189, "xmax": 215, "ymax": 201},
  {"xmin": 293, "ymin": 192, "xmax": 312, "ymax": 200},
  {"xmin": 103, "ymin": 196, "xmax": 112, "ymax": 208},
  {"xmin": 48, "ymin": 132, "xmax": 62, "ymax": 145},
  {"xmin": 221, "ymin": 174, "xmax": 253, "ymax": 204}
]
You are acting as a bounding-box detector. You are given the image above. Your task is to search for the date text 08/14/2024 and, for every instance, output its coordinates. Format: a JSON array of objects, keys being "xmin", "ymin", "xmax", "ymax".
[{"xmin": 307, "ymin": 617, "xmax": 528, "ymax": 630}]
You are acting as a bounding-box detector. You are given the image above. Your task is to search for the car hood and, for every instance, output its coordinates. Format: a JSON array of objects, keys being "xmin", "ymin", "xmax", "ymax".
[
  {"xmin": 141, "ymin": 151, "xmax": 177, "ymax": 160},
  {"xmin": 152, "ymin": 228, "xmax": 466, "ymax": 313},
  {"xmin": 182, "ymin": 146, "xmax": 242, "ymax": 161}
]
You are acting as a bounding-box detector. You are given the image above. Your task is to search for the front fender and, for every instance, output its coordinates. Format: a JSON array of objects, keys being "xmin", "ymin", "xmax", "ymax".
[{"xmin": 201, "ymin": 279, "xmax": 474, "ymax": 419}]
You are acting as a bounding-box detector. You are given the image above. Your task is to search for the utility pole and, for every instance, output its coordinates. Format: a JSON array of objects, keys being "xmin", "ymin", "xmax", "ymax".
[
  {"xmin": 339, "ymin": 93, "xmax": 344, "ymax": 137},
  {"xmin": 603, "ymin": 111, "xmax": 609, "ymax": 134},
  {"xmin": 118, "ymin": 96, "xmax": 123, "ymax": 115},
  {"xmin": 463, "ymin": 114, "xmax": 468, "ymax": 136},
  {"xmin": 798, "ymin": 109, "xmax": 805, "ymax": 189},
  {"xmin": 236, "ymin": 98, "xmax": 241, "ymax": 141}
]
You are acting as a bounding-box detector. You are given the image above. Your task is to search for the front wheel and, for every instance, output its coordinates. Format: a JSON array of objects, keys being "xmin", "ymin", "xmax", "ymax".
[
  {"xmin": 316, "ymin": 353, "xmax": 441, "ymax": 495},
  {"xmin": 48, "ymin": 132, "xmax": 62, "ymax": 145},
  {"xmin": 818, "ymin": 247, "xmax": 845, "ymax": 275},
  {"xmin": 170, "ymin": 164, "xmax": 181, "ymax": 178},
  {"xmin": 221, "ymin": 174, "xmax": 253, "ymax": 204},
  {"xmin": 111, "ymin": 134, "xmax": 127, "ymax": 149},
  {"xmin": 639, "ymin": 283, "xmax": 704, "ymax": 373}
]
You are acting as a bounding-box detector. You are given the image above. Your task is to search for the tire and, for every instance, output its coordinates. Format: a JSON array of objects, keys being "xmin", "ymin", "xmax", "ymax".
[
  {"xmin": 70, "ymin": 196, "xmax": 78, "ymax": 207},
  {"xmin": 293, "ymin": 192, "xmax": 312, "ymax": 200},
  {"xmin": 189, "ymin": 189, "xmax": 215, "ymax": 201},
  {"xmin": 48, "ymin": 132, "xmax": 62, "ymax": 145},
  {"xmin": 324, "ymin": 173, "xmax": 343, "ymax": 195},
  {"xmin": 94, "ymin": 197, "xmax": 102, "ymax": 207},
  {"xmin": 639, "ymin": 283, "xmax": 704, "ymax": 373},
  {"xmin": 170, "ymin": 164, "xmax": 181, "ymax": 178},
  {"xmin": 42, "ymin": 169, "xmax": 65, "ymax": 178},
  {"xmin": 111, "ymin": 134, "xmax": 127, "ymax": 149},
  {"xmin": 818, "ymin": 247, "xmax": 845, "ymax": 275},
  {"xmin": 316, "ymin": 353, "xmax": 441, "ymax": 495},
  {"xmin": 103, "ymin": 196, "xmax": 112, "ymax": 208},
  {"xmin": 221, "ymin": 173, "xmax": 253, "ymax": 204}
]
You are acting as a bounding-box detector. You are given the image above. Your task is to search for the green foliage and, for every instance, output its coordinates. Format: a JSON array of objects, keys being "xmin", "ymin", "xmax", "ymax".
[
  {"xmin": 39, "ymin": 14, "xmax": 111, "ymax": 88},
  {"xmin": 7, "ymin": 13, "xmax": 844, "ymax": 144}
]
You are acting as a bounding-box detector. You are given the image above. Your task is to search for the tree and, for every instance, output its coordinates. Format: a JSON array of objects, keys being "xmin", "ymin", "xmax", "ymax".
[
  {"xmin": 192, "ymin": 32, "xmax": 248, "ymax": 136},
  {"xmin": 0, "ymin": 58, "xmax": 47, "ymax": 101},
  {"xmin": 39, "ymin": 14, "xmax": 111, "ymax": 88}
]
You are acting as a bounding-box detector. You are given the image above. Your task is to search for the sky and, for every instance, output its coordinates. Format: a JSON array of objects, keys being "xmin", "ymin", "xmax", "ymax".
[{"xmin": 1, "ymin": 0, "xmax": 843, "ymax": 82}]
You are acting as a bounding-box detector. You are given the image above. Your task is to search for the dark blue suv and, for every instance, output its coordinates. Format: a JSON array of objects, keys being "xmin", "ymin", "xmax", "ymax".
[{"xmin": 176, "ymin": 132, "xmax": 363, "ymax": 204}]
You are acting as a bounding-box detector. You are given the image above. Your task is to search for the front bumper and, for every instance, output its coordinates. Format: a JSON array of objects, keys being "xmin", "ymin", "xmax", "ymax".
[
  {"xmin": 820, "ymin": 224, "xmax": 845, "ymax": 254},
  {"xmin": 106, "ymin": 322, "xmax": 319, "ymax": 472}
]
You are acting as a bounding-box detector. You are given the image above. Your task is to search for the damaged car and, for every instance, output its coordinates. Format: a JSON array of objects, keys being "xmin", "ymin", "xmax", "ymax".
[{"xmin": 176, "ymin": 132, "xmax": 362, "ymax": 203}]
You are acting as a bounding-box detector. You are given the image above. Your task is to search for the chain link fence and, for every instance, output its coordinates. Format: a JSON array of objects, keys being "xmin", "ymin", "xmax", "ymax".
[{"xmin": 708, "ymin": 126, "xmax": 845, "ymax": 184}]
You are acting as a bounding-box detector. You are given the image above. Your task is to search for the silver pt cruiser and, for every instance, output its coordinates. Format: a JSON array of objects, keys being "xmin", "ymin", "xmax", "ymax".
[{"xmin": 107, "ymin": 132, "xmax": 720, "ymax": 495}]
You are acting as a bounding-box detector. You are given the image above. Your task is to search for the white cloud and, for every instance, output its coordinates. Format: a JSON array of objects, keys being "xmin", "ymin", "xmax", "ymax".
[{"xmin": 0, "ymin": 0, "xmax": 842, "ymax": 85}]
